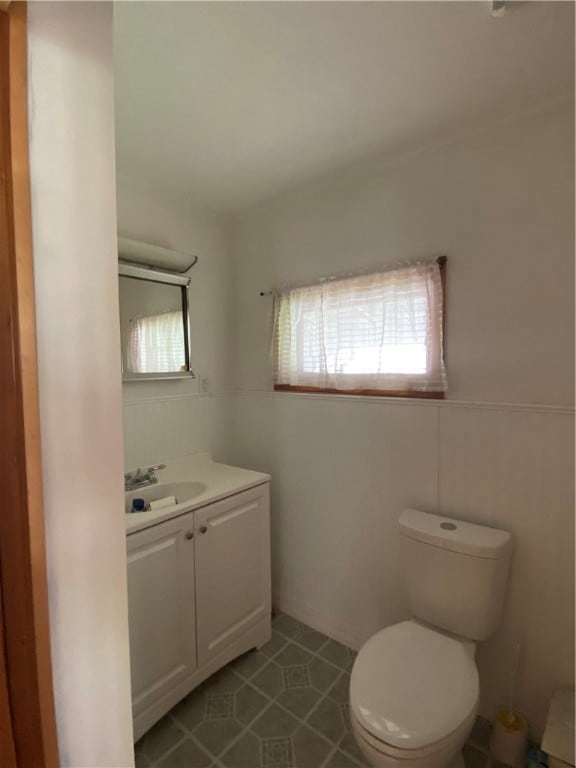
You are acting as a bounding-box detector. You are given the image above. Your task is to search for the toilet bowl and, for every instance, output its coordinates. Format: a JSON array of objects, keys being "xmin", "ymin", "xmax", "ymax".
[
  {"xmin": 350, "ymin": 620, "xmax": 478, "ymax": 768},
  {"xmin": 351, "ymin": 715, "xmax": 471, "ymax": 768},
  {"xmin": 350, "ymin": 509, "xmax": 512, "ymax": 768}
]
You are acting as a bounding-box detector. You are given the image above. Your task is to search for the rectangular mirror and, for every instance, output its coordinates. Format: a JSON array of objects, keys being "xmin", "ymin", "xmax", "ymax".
[{"xmin": 118, "ymin": 263, "xmax": 193, "ymax": 380}]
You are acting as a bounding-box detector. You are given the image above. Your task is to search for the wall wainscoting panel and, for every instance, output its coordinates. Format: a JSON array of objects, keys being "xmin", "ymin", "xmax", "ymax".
[
  {"xmin": 230, "ymin": 390, "xmax": 574, "ymax": 738},
  {"xmin": 438, "ymin": 405, "xmax": 575, "ymax": 734},
  {"xmin": 122, "ymin": 393, "xmax": 235, "ymax": 469}
]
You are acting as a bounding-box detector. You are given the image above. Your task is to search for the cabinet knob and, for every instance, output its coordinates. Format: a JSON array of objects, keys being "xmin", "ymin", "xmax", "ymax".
[
  {"xmin": 199, "ymin": 525, "xmax": 208, "ymax": 534},
  {"xmin": 185, "ymin": 531, "xmax": 194, "ymax": 540}
]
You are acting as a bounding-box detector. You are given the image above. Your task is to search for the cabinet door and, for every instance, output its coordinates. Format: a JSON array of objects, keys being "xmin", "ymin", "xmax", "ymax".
[
  {"xmin": 127, "ymin": 512, "xmax": 197, "ymax": 716},
  {"xmin": 195, "ymin": 484, "xmax": 271, "ymax": 667}
]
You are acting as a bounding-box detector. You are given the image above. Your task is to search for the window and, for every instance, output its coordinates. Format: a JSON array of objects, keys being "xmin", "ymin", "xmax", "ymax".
[
  {"xmin": 272, "ymin": 258, "xmax": 446, "ymax": 398},
  {"xmin": 127, "ymin": 310, "xmax": 186, "ymax": 373}
]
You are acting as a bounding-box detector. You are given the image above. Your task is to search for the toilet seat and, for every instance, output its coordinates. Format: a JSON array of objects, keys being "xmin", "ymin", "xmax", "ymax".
[{"xmin": 350, "ymin": 620, "xmax": 479, "ymax": 752}]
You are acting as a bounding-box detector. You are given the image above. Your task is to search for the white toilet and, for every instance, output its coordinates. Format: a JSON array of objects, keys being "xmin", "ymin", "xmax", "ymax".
[{"xmin": 350, "ymin": 508, "xmax": 512, "ymax": 768}]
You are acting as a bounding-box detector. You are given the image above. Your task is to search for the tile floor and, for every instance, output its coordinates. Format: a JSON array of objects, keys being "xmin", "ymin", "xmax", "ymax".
[{"xmin": 135, "ymin": 613, "xmax": 499, "ymax": 768}]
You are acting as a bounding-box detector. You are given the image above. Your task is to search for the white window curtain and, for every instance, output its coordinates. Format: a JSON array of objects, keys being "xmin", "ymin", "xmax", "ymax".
[
  {"xmin": 272, "ymin": 260, "xmax": 446, "ymax": 394},
  {"xmin": 127, "ymin": 310, "xmax": 186, "ymax": 373}
]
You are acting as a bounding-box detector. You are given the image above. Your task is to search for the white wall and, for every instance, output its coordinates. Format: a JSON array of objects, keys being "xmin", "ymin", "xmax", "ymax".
[
  {"xmin": 28, "ymin": 3, "xmax": 134, "ymax": 765},
  {"xmin": 229, "ymin": 101, "xmax": 575, "ymax": 736},
  {"xmin": 116, "ymin": 181, "xmax": 234, "ymax": 469}
]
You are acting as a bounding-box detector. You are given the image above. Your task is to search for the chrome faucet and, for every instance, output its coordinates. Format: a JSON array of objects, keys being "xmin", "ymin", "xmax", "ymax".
[{"xmin": 124, "ymin": 464, "xmax": 166, "ymax": 491}]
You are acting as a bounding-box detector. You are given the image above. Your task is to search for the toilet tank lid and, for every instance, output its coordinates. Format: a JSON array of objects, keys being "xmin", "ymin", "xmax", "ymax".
[{"xmin": 399, "ymin": 509, "xmax": 512, "ymax": 559}]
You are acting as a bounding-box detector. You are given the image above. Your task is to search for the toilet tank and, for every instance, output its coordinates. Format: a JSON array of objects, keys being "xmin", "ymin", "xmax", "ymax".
[{"xmin": 399, "ymin": 509, "xmax": 512, "ymax": 641}]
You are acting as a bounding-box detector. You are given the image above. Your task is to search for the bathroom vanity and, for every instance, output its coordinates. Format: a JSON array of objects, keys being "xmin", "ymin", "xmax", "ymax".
[{"xmin": 125, "ymin": 455, "xmax": 271, "ymax": 740}]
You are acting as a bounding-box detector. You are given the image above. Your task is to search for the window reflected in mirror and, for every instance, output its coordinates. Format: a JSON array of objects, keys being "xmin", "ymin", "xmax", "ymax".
[{"xmin": 118, "ymin": 269, "xmax": 191, "ymax": 379}]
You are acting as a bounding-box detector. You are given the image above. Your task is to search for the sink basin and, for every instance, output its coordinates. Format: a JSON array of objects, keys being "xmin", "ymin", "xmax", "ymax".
[{"xmin": 125, "ymin": 481, "xmax": 207, "ymax": 513}]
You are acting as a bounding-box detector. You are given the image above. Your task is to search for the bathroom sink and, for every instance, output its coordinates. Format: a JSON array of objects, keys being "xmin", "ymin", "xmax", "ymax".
[{"xmin": 125, "ymin": 481, "xmax": 207, "ymax": 513}]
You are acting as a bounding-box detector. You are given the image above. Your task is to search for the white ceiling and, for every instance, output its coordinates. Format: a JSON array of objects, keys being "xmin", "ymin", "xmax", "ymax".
[{"xmin": 114, "ymin": 1, "xmax": 574, "ymax": 212}]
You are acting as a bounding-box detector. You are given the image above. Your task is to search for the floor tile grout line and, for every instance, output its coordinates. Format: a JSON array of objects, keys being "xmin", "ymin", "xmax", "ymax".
[
  {"xmin": 232, "ymin": 658, "xmax": 350, "ymax": 732},
  {"xmin": 166, "ymin": 672, "xmax": 348, "ymax": 768},
  {"xmin": 233, "ymin": 676, "xmax": 364, "ymax": 767},
  {"xmin": 227, "ymin": 682, "xmax": 340, "ymax": 766},
  {"xmin": 169, "ymin": 693, "xmax": 277, "ymax": 766},
  {"xmin": 319, "ymin": 742, "xmax": 342, "ymax": 768},
  {"xmin": 230, "ymin": 615, "xmax": 354, "ymax": 685},
  {"xmin": 237, "ymin": 655, "xmax": 349, "ymax": 712},
  {"xmin": 211, "ymin": 617, "xmax": 363, "ymax": 766},
  {"xmin": 139, "ymin": 663, "xmax": 274, "ymax": 765},
  {"xmin": 135, "ymin": 715, "xmax": 196, "ymax": 766},
  {"xmin": 146, "ymin": 700, "xmax": 362, "ymax": 768},
  {"xmin": 235, "ymin": 639, "xmax": 353, "ymax": 745},
  {"xmin": 238, "ymin": 667, "xmax": 351, "ymax": 750},
  {"xmin": 178, "ymin": 661, "xmax": 356, "ymax": 767},
  {"xmin": 139, "ymin": 613, "xmax": 362, "ymax": 767},
  {"xmin": 213, "ymin": 697, "xmax": 277, "ymax": 766},
  {"xmin": 137, "ymin": 613, "xmax": 490, "ymax": 767},
  {"xmin": 162, "ymin": 713, "xmax": 223, "ymax": 767},
  {"xmin": 297, "ymin": 676, "xmax": 346, "ymax": 738},
  {"xmin": 142, "ymin": 731, "xmax": 189, "ymax": 767},
  {"xmin": 244, "ymin": 641, "xmax": 353, "ymax": 710},
  {"xmin": 270, "ymin": 618, "xmax": 356, "ymax": 673},
  {"xmin": 186, "ymin": 726, "xmax": 228, "ymax": 768}
]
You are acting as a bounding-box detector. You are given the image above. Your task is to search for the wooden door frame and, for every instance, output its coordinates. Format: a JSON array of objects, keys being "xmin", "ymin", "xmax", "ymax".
[{"xmin": 0, "ymin": 2, "xmax": 59, "ymax": 765}]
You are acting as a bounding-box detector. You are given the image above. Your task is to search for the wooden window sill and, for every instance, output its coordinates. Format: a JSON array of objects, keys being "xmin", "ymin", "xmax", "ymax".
[{"xmin": 274, "ymin": 385, "xmax": 445, "ymax": 400}]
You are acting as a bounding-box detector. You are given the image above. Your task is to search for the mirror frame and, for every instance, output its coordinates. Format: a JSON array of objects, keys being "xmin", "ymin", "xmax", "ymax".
[{"xmin": 119, "ymin": 262, "xmax": 194, "ymax": 381}]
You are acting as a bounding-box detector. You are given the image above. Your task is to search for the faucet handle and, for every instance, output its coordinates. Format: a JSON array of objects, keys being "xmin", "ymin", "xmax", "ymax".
[
  {"xmin": 124, "ymin": 469, "xmax": 140, "ymax": 491},
  {"xmin": 147, "ymin": 464, "xmax": 166, "ymax": 472}
]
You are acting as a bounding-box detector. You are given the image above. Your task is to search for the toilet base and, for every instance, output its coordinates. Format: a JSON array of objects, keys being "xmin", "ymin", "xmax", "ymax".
[
  {"xmin": 351, "ymin": 709, "xmax": 475, "ymax": 768},
  {"xmin": 355, "ymin": 748, "xmax": 465, "ymax": 768}
]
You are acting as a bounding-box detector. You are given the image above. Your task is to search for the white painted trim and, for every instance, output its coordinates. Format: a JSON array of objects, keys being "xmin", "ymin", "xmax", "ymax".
[
  {"xmin": 122, "ymin": 388, "xmax": 574, "ymax": 415},
  {"xmin": 235, "ymin": 388, "xmax": 575, "ymax": 416},
  {"xmin": 118, "ymin": 261, "xmax": 190, "ymax": 286}
]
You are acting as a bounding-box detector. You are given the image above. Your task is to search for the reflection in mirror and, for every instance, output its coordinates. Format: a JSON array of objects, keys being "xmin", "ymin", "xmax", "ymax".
[{"xmin": 118, "ymin": 265, "xmax": 192, "ymax": 379}]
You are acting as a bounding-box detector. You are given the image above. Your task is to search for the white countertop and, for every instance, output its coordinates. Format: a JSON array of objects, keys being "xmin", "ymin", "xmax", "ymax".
[{"xmin": 125, "ymin": 453, "xmax": 270, "ymax": 535}]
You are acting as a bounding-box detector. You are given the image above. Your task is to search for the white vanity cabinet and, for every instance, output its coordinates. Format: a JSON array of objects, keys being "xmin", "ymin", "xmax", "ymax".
[
  {"xmin": 195, "ymin": 485, "xmax": 271, "ymax": 667},
  {"xmin": 126, "ymin": 481, "xmax": 271, "ymax": 741},
  {"xmin": 127, "ymin": 511, "xmax": 197, "ymax": 717}
]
